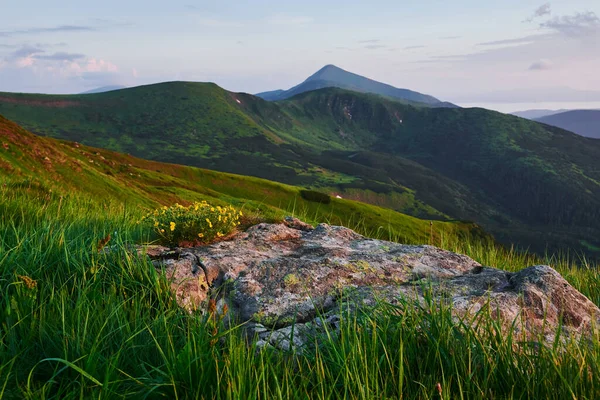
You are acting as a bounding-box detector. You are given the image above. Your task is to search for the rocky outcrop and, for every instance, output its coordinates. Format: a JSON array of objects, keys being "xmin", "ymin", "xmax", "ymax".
[{"xmin": 145, "ymin": 218, "xmax": 600, "ymax": 350}]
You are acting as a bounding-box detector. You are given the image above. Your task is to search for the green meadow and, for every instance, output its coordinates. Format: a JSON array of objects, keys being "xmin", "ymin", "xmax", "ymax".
[
  {"xmin": 1, "ymin": 178, "xmax": 600, "ymax": 399},
  {"xmin": 2, "ymin": 115, "xmax": 600, "ymax": 399}
]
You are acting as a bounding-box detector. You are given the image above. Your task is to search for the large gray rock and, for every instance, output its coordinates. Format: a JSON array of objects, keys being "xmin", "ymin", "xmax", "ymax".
[{"xmin": 146, "ymin": 218, "xmax": 599, "ymax": 350}]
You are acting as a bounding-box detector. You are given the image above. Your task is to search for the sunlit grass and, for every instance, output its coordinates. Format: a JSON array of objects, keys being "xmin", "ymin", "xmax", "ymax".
[{"xmin": 1, "ymin": 185, "xmax": 599, "ymax": 399}]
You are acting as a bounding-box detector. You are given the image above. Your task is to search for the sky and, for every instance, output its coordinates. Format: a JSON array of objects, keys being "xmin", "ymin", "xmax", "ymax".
[{"xmin": 0, "ymin": 0, "xmax": 599, "ymax": 112}]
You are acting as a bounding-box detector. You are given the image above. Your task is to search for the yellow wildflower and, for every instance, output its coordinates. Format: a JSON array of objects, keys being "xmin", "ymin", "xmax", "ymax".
[
  {"xmin": 211, "ymin": 207, "xmax": 215, "ymax": 212},
  {"xmin": 198, "ymin": 233, "xmax": 204, "ymax": 238},
  {"xmin": 170, "ymin": 222, "xmax": 176, "ymax": 231},
  {"xmin": 217, "ymin": 232, "xmax": 224, "ymax": 237},
  {"xmin": 206, "ymin": 218, "xmax": 213, "ymax": 228},
  {"xmin": 18, "ymin": 275, "xmax": 37, "ymax": 290},
  {"xmin": 160, "ymin": 229, "xmax": 165, "ymax": 233},
  {"xmin": 154, "ymin": 221, "xmax": 159, "ymax": 227},
  {"xmin": 218, "ymin": 215, "xmax": 221, "ymax": 222}
]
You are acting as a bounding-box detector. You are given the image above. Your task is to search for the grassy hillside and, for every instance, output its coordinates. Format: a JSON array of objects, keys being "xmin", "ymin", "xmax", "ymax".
[
  {"xmin": 1, "ymin": 84, "xmax": 600, "ymax": 258},
  {"xmin": 0, "ymin": 115, "xmax": 481, "ymax": 245},
  {"xmin": 2, "ymin": 116, "xmax": 600, "ymax": 399}
]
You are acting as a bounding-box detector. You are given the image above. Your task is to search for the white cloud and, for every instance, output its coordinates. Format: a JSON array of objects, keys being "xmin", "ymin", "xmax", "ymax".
[
  {"xmin": 15, "ymin": 56, "xmax": 35, "ymax": 68},
  {"xmin": 525, "ymin": 3, "xmax": 551, "ymax": 22},
  {"xmin": 529, "ymin": 59, "xmax": 553, "ymax": 71},
  {"xmin": 83, "ymin": 58, "xmax": 118, "ymax": 73},
  {"xmin": 477, "ymin": 34, "xmax": 549, "ymax": 47},
  {"xmin": 0, "ymin": 50, "xmax": 125, "ymax": 93},
  {"xmin": 540, "ymin": 11, "xmax": 600, "ymax": 37}
]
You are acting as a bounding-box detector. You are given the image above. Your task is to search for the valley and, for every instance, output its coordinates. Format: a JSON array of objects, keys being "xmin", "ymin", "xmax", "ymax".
[{"xmin": 1, "ymin": 78, "xmax": 599, "ymax": 258}]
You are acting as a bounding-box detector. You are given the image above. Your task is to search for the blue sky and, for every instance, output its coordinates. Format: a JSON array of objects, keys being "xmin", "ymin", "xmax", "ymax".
[{"xmin": 1, "ymin": 0, "xmax": 599, "ymax": 111}]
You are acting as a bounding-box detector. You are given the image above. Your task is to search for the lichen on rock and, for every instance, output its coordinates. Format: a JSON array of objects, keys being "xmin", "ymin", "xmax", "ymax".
[{"xmin": 144, "ymin": 217, "xmax": 600, "ymax": 351}]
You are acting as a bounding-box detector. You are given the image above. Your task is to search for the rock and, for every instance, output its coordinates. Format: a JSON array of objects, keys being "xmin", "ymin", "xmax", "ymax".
[
  {"xmin": 148, "ymin": 221, "xmax": 600, "ymax": 349},
  {"xmin": 283, "ymin": 216, "xmax": 314, "ymax": 231},
  {"xmin": 151, "ymin": 251, "xmax": 208, "ymax": 311}
]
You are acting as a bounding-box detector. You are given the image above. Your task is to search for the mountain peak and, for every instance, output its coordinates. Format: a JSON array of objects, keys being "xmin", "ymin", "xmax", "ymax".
[
  {"xmin": 256, "ymin": 64, "xmax": 454, "ymax": 107},
  {"xmin": 304, "ymin": 64, "xmax": 355, "ymax": 83}
]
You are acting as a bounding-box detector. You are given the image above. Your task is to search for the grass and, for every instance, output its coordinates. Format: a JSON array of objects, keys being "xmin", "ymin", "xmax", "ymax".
[
  {"xmin": 1, "ymin": 182, "xmax": 600, "ymax": 399},
  {"xmin": 0, "ymin": 114, "xmax": 481, "ymax": 248}
]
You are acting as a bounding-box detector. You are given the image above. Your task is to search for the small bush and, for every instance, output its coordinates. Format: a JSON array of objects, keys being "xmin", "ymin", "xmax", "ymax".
[
  {"xmin": 300, "ymin": 189, "xmax": 331, "ymax": 204},
  {"xmin": 142, "ymin": 201, "xmax": 242, "ymax": 246}
]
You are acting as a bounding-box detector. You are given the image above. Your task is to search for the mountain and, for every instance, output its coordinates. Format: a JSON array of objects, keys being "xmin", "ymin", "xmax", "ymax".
[
  {"xmin": 254, "ymin": 89, "xmax": 285, "ymax": 101},
  {"xmin": 80, "ymin": 85, "xmax": 127, "ymax": 94},
  {"xmin": 511, "ymin": 109, "xmax": 569, "ymax": 120},
  {"xmin": 535, "ymin": 110, "xmax": 600, "ymax": 139},
  {"xmin": 256, "ymin": 64, "xmax": 455, "ymax": 107},
  {"xmin": 1, "ymin": 82, "xmax": 599, "ymax": 258},
  {"xmin": 0, "ymin": 114, "xmax": 479, "ymax": 244}
]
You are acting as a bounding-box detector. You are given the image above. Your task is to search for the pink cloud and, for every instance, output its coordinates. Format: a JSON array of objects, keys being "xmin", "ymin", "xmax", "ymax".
[
  {"xmin": 15, "ymin": 56, "xmax": 35, "ymax": 67},
  {"xmin": 84, "ymin": 58, "xmax": 118, "ymax": 73}
]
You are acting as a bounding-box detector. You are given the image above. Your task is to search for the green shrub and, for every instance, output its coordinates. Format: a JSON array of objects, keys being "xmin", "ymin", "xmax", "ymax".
[
  {"xmin": 300, "ymin": 189, "xmax": 331, "ymax": 204},
  {"xmin": 142, "ymin": 201, "xmax": 242, "ymax": 246}
]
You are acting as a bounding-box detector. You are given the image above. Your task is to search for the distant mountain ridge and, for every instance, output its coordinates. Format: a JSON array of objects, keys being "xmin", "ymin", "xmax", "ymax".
[
  {"xmin": 256, "ymin": 64, "xmax": 456, "ymax": 107},
  {"xmin": 535, "ymin": 110, "xmax": 600, "ymax": 139},
  {"xmin": 80, "ymin": 85, "xmax": 127, "ymax": 94},
  {"xmin": 510, "ymin": 109, "xmax": 570, "ymax": 120}
]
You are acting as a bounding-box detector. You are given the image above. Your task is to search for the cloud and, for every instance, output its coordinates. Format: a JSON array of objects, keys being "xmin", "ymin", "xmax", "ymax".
[
  {"xmin": 404, "ymin": 45, "xmax": 425, "ymax": 50},
  {"xmin": 10, "ymin": 45, "xmax": 44, "ymax": 59},
  {"xmin": 359, "ymin": 39, "xmax": 380, "ymax": 43},
  {"xmin": 528, "ymin": 59, "xmax": 553, "ymax": 70},
  {"xmin": 525, "ymin": 3, "xmax": 551, "ymax": 22},
  {"xmin": 540, "ymin": 11, "xmax": 600, "ymax": 37},
  {"xmin": 81, "ymin": 58, "xmax": 118, "ymax": 73},
  {"xmin": 34, "ymin": 42, "xmax": 68, "ymax": 48},
  {"xmin": 37, "ymin": 52, "xmax": 86, "ymax": 62},
  {"xmin": 364, "ymin": 44, "xmax": 386, "ymax": 50},
  {"xmin": 429, "ymin": 54, "xmax": 470, "ymax": 61},
  {"xmin": 0, "ymin": 25, "xmax": 95, "ymax": 37},
  {"xmin": 440, "ymin": 36, "xmax": 461, "ymax": 40},
  {"xmin": 266, "ymin": 14, "xmax": 313, "ymax": 25},
  {"xmin": 477, "ymin": 34, "xmax": 549, "ymax": 46}
]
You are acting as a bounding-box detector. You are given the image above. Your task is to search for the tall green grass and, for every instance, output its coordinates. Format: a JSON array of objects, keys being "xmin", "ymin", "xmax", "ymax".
[{"xmin": 1, "ymin": 186, "xmax": 599, "ymax": 399}]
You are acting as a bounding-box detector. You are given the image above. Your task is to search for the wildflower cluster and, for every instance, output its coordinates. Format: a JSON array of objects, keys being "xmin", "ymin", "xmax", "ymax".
[
  {"xmin": 141, "ymin": 201, "xmax": 242, "ymax": 246},
  {"xmin": 17, "ymin": 275, "xmax": 37, "ymax": 290}
]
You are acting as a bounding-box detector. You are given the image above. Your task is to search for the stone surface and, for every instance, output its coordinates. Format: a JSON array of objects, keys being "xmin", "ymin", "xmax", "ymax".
[{"xmin": 145, "ymin": 219, "xmax": 600, "ymax": 350}]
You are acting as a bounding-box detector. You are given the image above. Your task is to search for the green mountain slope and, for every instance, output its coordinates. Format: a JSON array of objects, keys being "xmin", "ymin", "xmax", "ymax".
[
  {"xmin": 0, "ymin": 115, "xmax": 479, "ymax": 245},
  {"xmin": 1, "ymin": 84, "xmax": 599, "ymax": 257}
]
